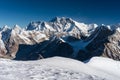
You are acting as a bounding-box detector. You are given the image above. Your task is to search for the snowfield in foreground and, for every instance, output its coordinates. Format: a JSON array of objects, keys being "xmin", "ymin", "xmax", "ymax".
[{"xmin": 0, "ymin": 57, "xmax": 120, "ymax": 80}]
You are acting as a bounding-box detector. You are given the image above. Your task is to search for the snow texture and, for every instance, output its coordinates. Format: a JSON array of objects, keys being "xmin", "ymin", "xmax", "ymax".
[{"xmin": 0, "ymin": 57, "xmax": 119, "ymax": 80}]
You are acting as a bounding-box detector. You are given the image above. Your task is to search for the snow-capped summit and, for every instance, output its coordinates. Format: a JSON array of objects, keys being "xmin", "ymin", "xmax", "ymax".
[
  {"xmin": 50, "ymin": 17, "xmax": 61, "ymax": 23},
  {"xmin": 26, "ymin": 17, "xmax": 97, "ymax": 40},
  {"xmin": 50, "ymin": 17, "xmax": 73, "ymax": 23},
  {"xmin": 13, "ymin": 24, "xmax": 22, "ymax": 34},
  {"xmin": 1, "ymin": 25, "xmax": 11, "ymax": 32},
  {"xmin": 26, "ymin": 21, "xmax": 41, "ymax": 30},
  {"xmin": 13, "ymin": 24, "xmax": 21, "ymax": 29},
  {"xmin": 0, "ymin": 25, "xmax": 11, "ymax": 43}
]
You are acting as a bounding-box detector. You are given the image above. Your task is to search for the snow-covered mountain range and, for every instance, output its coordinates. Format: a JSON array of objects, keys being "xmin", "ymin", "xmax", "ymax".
[{"xmin": 0, "ymin": 17, "xmax": 120, "ymax": 61}]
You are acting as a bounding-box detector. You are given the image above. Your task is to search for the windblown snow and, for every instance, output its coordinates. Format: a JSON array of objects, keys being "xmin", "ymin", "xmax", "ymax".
[{"xmin": 0, "ymin": 57, "xmax": 119, "ymax": 80}]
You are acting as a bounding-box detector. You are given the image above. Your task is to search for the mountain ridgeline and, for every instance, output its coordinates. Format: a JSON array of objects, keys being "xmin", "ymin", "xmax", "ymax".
[{"xmin": 0, "ymin": 17, "xmax": 120, "ymax": 61}]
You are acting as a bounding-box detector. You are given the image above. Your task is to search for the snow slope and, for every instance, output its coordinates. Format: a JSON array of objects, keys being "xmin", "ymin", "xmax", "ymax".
[
  {"xmin": 87, "ymin": 57, "xmax": 120, "ymax": 78},
  {"xmin": 0, "ymin": 57, "xmax": 119, "ymax": 80}
]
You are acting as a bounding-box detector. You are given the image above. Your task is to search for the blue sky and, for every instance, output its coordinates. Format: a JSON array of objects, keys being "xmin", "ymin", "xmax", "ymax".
[{"xmin": 0, "ymin": 0, "xmax": 120, "ymax": 27}]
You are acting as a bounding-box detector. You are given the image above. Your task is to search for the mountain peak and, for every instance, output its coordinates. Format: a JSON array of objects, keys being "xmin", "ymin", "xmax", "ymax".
[
  {"xmin": 50, "ymin": 17, "xmax": 61, "ymax": 22},
  {"xmin": 13, "ymin": 24, "xmax": 22, "ymax": 33},
  {"xmin": 2, "ymin": 25, "xmax": 10, "ymax": 29},
  {"xmin": 26, "ymin": 21, "xmax": 40, "ymax": 30},
  {"xmin": 50, "ymin": 17, "xmax": 74, "ymax": 23},
  {"xmin": 1, "ymin": 25, "xmax": 11, "ymax": 32},
  {"xmin": 13, "ymin": 24, "xmax": 21, "ymax": 29}
]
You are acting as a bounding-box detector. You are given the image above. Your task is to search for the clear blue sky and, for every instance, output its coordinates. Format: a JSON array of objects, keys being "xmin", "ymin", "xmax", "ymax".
[{"xmin": 0, "ymin": 0, "xmax": 120, "ymax": 27}]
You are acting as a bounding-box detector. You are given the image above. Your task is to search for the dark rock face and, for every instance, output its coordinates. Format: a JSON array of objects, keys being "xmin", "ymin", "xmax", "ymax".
[
  {"xmin": 76, "ymin": 26, "xmax": 120, "ymax": 61},
  {"xmin": 76, "ymin": 50, "xmax": 90, "ymax": 61},
  {"xmin": 86, "ymin": 26, "xmax": 114, "ymax": 56},
  {"xmin": 75, "ymin": 26, "xmax": 113, "ymax": 61},
  {"xmin": 14, "ymin": 39, "xmax": 73, "ymax": 60}
]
